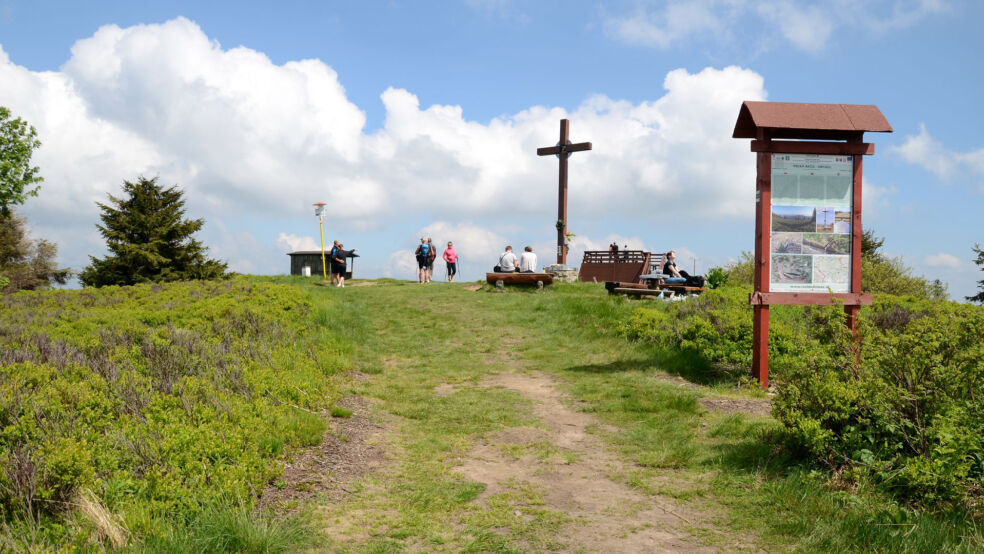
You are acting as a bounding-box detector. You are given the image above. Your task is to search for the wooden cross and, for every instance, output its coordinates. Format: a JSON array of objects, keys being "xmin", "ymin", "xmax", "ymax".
[{"xmin": 537, "ymin": 119, "xmax": 592, "ymax": 265}]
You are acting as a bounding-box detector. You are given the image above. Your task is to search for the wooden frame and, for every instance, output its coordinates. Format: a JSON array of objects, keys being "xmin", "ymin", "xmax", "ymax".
[{"xmin": 734, "ymin": 102, "xmax": 892, "ymax": 389}]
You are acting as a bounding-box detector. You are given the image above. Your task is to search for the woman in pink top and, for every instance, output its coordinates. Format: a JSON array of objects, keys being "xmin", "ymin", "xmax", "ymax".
[{"xmin": 442, "ymin": 241, "xmax": 458, "ymax": 282}]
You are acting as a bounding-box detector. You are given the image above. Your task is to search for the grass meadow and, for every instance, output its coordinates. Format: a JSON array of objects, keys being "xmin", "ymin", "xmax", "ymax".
[{"xmin": 2, "ymin": 277, "xmax": 981, "ymax": 552}]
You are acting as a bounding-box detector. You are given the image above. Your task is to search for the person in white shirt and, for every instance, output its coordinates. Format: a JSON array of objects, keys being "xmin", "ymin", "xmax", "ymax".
[
  {"xmin": 519, "ymin": 246, "xmax": 537, "ymax": 273},
  {"xmin": 496, "ymin": 246, "xmax": 518, "ymax": 272}
]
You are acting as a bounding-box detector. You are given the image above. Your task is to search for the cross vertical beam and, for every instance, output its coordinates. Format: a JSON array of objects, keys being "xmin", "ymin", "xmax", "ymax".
[{"xmin": 537, "ymin": 119, "xmax": 592, "ymax": 265}]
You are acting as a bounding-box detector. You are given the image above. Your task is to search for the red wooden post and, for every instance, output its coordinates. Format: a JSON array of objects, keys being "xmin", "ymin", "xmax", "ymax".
[
  {"xmin": 752, "ymin": 150, "xmax": 772, "ymax": 388},
  {"xmin": 845, "ymin": 153, "xmax": 864, "ymax": 359}
]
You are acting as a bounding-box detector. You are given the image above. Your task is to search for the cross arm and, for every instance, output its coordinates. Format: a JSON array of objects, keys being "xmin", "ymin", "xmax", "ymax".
[
  {"xmin": 566, "ymin": 142, "xmax": 592, "ymax": 152},
  {"xmin": 537, "ymin": 146, "xmax": 562, "ymax": 156}
]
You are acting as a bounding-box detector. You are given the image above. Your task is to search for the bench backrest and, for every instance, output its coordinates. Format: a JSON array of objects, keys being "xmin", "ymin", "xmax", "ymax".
[
  {"xmin": 649, "ymin": 253, "xmax": 667, "ymax": 275},
  {"xmin": 579, "ymin": 250, "xmax": 652, "ymax": 283}
]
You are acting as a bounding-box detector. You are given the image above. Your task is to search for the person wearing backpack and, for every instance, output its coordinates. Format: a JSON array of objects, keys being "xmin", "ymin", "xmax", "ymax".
[
  {"xmin": 425, "ymin": 237, "xmax": 437, "ymax": 282},
  {"xmin": 331, "ymin": 243, "xmax": 356, "ymax": 287},
  {"xmin": 328, "ymin": 240, "xmax": 341, "ymax": 285},
  {"xmin": 415, "ymin": 238, "xmax": 429, "ymax": 283}
]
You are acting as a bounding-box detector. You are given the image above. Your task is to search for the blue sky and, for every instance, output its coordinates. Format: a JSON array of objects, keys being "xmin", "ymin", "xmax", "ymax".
[{"xmin": 1, "ymin": 0, "xmax": 981, "ymax": 298}]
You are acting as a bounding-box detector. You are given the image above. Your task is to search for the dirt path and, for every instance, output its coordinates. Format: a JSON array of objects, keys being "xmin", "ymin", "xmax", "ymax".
[
  {"xmin": 287, "ymin": 282, "xmax": 766, "ymax": 552},
  {"xmin": 458, "ymin": 371, "xmax": 719, "ymax": 552}
]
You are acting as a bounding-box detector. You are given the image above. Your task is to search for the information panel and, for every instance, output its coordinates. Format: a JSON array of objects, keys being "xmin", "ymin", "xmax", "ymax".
[{"xmin": 770, "ymin": 153, "xmax": 853, "ymax": 293}]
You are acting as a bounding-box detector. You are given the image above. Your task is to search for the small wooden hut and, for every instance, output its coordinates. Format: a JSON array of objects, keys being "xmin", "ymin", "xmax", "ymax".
[{"xmin": 287, "ymin": 250, "xmax": 359, "ymax": 279}]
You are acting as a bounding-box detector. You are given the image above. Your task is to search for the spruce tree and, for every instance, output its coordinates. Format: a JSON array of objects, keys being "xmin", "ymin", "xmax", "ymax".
[
  {"xmin": 79, "ymin": 177, "xmax": 227, "ymax": 287},
  {"xmin": 968, "ymin": 243, "xmax": 984, "ymax": 304}
]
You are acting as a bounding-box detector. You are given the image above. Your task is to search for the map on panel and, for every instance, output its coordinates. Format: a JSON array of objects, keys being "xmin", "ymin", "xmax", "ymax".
[{"xmin": 770, "ymin": 153, "xmax": 853, "ymax": 293}]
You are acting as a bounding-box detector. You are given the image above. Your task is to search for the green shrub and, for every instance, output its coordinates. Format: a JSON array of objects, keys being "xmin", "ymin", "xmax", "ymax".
[
  {"xmin": 724, "ymin": 251, "xmax": 754, "ymax": 286},
  {"xmin": 0, "ymin": 280, "xmax": 346, "ymax": 546},
  {"xmin": 619, "ymin": 284, "xmax": 827, "ymax": 379},
  {"xmin": 620, "ymin": 285, "xmax": 984, "ymax": 504},
  {"xmin": 774, "ymin": 299, "xmax": 984, "ymax": 503},
  {"xmin": 862, "ymin": 256, "xmax": 948, "ymax": 300},
  {"xmin": 705, "ymin": 266, "xmax": 729, "ymax": 289}
]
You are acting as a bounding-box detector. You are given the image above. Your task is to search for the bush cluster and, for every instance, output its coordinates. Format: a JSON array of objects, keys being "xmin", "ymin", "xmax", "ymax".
[
  {"xmin": 0, "ymin": 280, "xmax": 344, "ymax": 546},
  {"xmin": 775, "ymin": 298, "xmax": 984, "ymax": 503},
  {"xmin": 621, "ymin": 285, "xmax": 984, "ymax": 503}
]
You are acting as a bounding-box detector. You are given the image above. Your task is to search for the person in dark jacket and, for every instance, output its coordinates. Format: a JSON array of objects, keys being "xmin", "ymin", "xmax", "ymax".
[{"xmin": 332, "ymin": 243, "xmax": 356, "ymax": 287}]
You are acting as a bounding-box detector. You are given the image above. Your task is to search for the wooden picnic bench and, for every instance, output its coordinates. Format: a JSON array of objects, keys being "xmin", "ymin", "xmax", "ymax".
[
  {"xmin": 604, "ymin": 251, "xmax": 706, "ymax": 298},
  {"xmin": 486, "ymin": 272, "xmax": 554, "ymax": 289}
]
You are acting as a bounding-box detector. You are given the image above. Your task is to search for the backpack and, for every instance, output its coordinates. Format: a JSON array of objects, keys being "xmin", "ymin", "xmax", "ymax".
[{"xmin": 685, "ymin": 275, "xmax": 706, "ymax": 288}]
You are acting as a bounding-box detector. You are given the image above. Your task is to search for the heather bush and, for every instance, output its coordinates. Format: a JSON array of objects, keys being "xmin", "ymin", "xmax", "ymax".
[
  {"xmin": 621, "ymin": 284, "xmax": 984, "ymax": 503},
  {"xmin": 775, "ymin": 299, "xmax": 984, "ymax": 503},
  {"xmin": 0, "ymin": 280, "xmax": 346, "ymax": 547}
]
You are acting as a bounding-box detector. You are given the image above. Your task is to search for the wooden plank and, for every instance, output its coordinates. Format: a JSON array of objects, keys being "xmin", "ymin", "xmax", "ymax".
[
  {"xmin": 613, "ymin": 287, "xmax": 668, "ymax": 296},
  {"xmin": 751, "ymin": 140, "xmax": 874, "ymax": 155},
  {"xmin": 749, "ymin": 292, "xmax": 873, "ymax": 305},
  {"xmin": 651, "ymin": 284, "xmax": 705, "ymax": 292},
  {"xmin": 606, "ymin": 281, "xmax": 648, "ymax": 290},
  {"xmin": 486, "ymin": 273, "xmax": 554, "ymax": 285}
]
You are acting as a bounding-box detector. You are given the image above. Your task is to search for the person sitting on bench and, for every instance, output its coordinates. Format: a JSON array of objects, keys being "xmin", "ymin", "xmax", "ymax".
[
  {"xmin": 518, "ymin": 246, "xmax": 537, "ymax": 273},
  {"xmin": 495, "ymin": 246, "xmax": 518, "ymax": 273},
  {"xmin": 662, "ymin": 250, "xmax": 689, "ymax": 284}
]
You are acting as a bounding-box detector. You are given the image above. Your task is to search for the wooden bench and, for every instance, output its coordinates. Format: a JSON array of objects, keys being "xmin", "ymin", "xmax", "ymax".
[
  {"xmin": 486, "ymin": 272, "xmax": 554, "ymax": 289},
  {"xmin": 578, "ymin": 250, "xmax": 652, "ymax": 283}
]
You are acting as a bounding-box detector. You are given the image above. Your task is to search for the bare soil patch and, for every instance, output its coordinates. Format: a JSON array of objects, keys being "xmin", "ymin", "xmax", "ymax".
[
  {"xmin": 654, "ymin": 374, "xmax": 772, "ymax": 418},
  {"xmin": 456, "ymin": 371, "xmax": 728, "ymax": 552},
  {"xmin": 433, "ymin": 383, "xmax": 460, "ymax": 397},
  {"xmin": 698, "ymin": 397, "xmax": 771, "ymax": 418},
  {"xmin": 259, "ymin": 396, "xmax": 386, "ymax": 510}
]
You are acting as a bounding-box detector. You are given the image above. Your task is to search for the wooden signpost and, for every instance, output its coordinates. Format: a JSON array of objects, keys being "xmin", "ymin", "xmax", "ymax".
[
  {"xmin": 732, "ymin": 102, "xmax": 892, "ymax": 388},
  {"xmin": 537, "ymin": 119, "xmax": 592, "ymax": 266}
]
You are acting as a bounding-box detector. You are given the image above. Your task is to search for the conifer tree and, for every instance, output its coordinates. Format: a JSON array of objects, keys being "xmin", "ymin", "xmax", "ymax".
[
  {"xmin": 0, "ymin": 212, "xmax": 70, "ymax": 292},
  {"xmin": 79, "ymin": 176, "xmax": 227, "ymax": 286},
  {"xmin": 968, "ymin": 243, "xmax": 984, "ymax": 304}
]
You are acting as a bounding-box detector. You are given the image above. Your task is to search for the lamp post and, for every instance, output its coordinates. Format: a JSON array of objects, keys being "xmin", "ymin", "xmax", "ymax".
[{"xmin": 313, "ymin": 202, "xmax": 327, "ymax": 279}]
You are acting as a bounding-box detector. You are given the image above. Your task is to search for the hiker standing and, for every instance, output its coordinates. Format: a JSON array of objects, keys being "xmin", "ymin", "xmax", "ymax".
[
  {"xmin": 329, "ymin": 240, "xmax": 341, "ymax": 285},
  {"xmin": 415, "ymin": 238, "xmax": 429, "ymax": 283},
  {"xmin": 415, "ymin": 238, "xmax": 436, "ymax": 283},
  {"xmin": 426, "ymin": 238, "xmax": 437, "ymax": 282},
  {"xmin": 332, "ymin": 244, "xmax": 356, "ymax": 287},
  {"xmin": 443, "ymin": 241, "xmax": 458, "ymax": 282}
]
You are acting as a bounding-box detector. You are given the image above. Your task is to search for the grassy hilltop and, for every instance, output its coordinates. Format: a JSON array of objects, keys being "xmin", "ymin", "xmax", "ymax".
[{"xmin": 1, "ymin": 277, "xmax": 982, "ymax": 552}]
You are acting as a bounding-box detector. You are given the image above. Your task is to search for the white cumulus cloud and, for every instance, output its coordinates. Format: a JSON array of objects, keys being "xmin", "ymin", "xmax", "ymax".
[
  {"xmin": 604, "ymin": 0, "xmax": 950, "ymax": 53},
  {"xmin": 0, "ymin": 17, "xmax": 768, "ymax": 278},
  {"xmin": 892, "ymin": 124, "xmax": 984, "ymax": 187},
  {"xmin": 925, "ymin": 252, "xmax": 962, "ymax": 268},
  {"xmin": 275, "ymin": 233, "xmax": 320, "ymax": 252}
]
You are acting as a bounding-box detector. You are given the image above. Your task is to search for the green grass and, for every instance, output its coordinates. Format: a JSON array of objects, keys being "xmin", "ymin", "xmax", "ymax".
[
  {"xmin": 4, "ymin": 277, "xmax": 979, "ymax": 551},
  {"xmin": 292, "ymin": 279, "xmax": 982, "ymax": 553}
]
